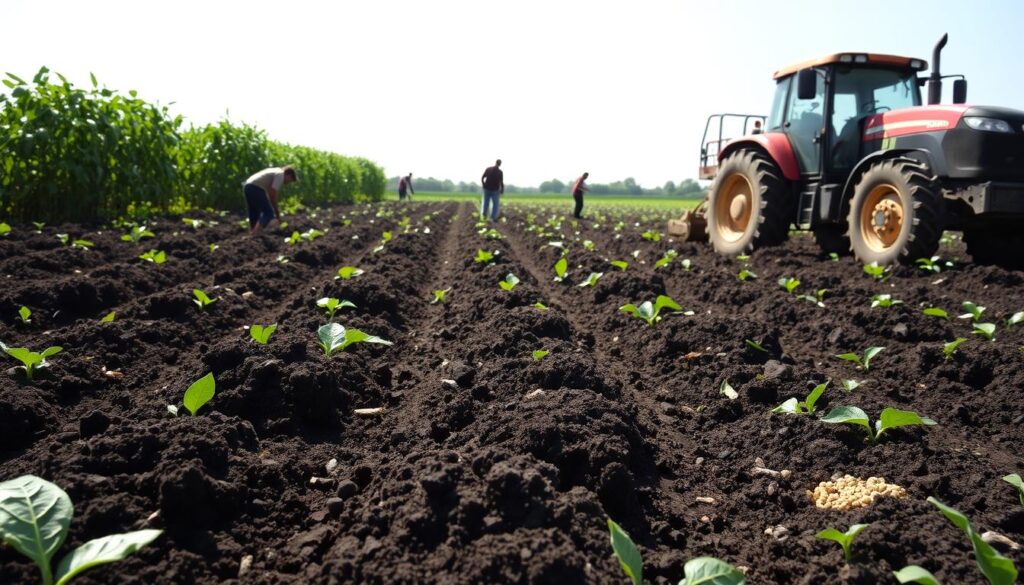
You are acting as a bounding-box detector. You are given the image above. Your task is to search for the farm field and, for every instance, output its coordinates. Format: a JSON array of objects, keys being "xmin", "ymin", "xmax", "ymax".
[
  {"xmin": 403, "ymin": 191, "xmax": 704, "ymax": 210},
  {"xmin": 1, "ymin": 201, "xmax": 1022, "ymax": 584}
]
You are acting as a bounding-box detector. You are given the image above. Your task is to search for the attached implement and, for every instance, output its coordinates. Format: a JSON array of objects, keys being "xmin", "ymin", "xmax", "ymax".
[{"xmin": 670, "ymin": 34, "xmax": 1024, "ymax": 268}]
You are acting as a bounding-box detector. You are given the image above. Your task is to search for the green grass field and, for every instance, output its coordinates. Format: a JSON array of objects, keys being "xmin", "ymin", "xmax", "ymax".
[{"xmin": 399, "ymin": 191, "xmax": 703, "ymax": 210}]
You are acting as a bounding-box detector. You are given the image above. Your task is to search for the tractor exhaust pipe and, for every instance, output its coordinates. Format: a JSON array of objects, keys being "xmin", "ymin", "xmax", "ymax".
[{"xmin": 927, "ymin": 33, "xmax": 948, "ymax": 105}]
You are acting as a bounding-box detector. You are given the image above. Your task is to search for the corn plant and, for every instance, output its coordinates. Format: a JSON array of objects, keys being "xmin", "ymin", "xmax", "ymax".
[
  {"xmin": 870, "ymin": 294, "xmax": 902, "ymax": 308},
  {"xmin": 578, "ymin": 272, "xmax": 603, "ymax": 287},
  {"xmin": 138, "ymin": 249, "xmax": 166, "ymax": 264},
  {"xmin": 1, "ymin": 342, "xmax": 62, "ymax": 380},
  {"xmin": 250, "ymin": 324, "xmax": 277, "ymax": 345},
  {"xmin": 959, "ymin": 301, "xmax": 986, "ymax": 322},
  {"xmin": 894, "ymin": 565, "xmax": 942, "ymax": 585},
  {"xmin": 336, "ymin": 266, "xmax": 364, "ymax": 280},
  {"xmin": 499, "ymin": 273, "xmax": 520, "ymax": 291},
  {"xmin": 317, "ymin": 297, "xmax": 356, "ymax": 318},
  {"xmin": 943, "ymin": 338, "xmax": 966, "ymax": 360},
  {"xmin": 317, "ymin": 323, "xmax": 392, "ymax": 356},
  {"xmin": 817, "ymin": 523, "xmax": 870, "ymax": 563},
  {"xmin": 836, "ymin": 346, "xmax": 884, "ymax": 371},
  {"xmin": 773, "ymin": 382, "xmax": 827, "ymax": 415},
  {"xmin": 619, "ymin": 295, "xmax": 682, "ymax": 327},
  {"xmin": 609, "ymin": 260, "xmax": 628, "ymax": 271},
  {"xmin": 973, "ymin": 323, "xmax": 996, "ymax": 341},
  {"xmin": 928, "ymin": 497, "xmax": 1017, "ymax": 585},
  {"xmin": 192, "ymin": 289, "xmax": 216, "ymax": 311},
  {"xmin": 18, "ymin": 306, "xmax": 31, "ymax": 324},
  {"xmin": 431, "ymin": 288, "xmax": 451, "ymax": 304},
  {"xmin": 1003, "ymin": 474, "xmax": 1024, "ymax": 506},
  {"xmin": 553, "ymin": 258, "xmax": 569, "ymax": 283},
  {"xmin": 0, "ymin": 475, "xmax": 162, "ymax": 585},
  {"xmin": 120, "ymin": 225, "xmax": 154, "ymax": 243},
  {"xmin": 821, "ymin": 406, "xmax": 936, "ymax": 443}
]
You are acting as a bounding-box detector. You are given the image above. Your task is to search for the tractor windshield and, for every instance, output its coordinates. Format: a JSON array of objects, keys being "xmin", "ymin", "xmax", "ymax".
[{"xmin": 829, "ymin": 67, "xmax": 921, "ymax": 170}]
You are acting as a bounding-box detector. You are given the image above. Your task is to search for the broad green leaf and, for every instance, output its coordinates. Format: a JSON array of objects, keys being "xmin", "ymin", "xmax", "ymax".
[
  {"xmin": 678, "ymin": 556, "xmax": 745, "ymax": 585},
  {"xmin": 817, "ymin": 524, "xmax": 869, "ymax": 562},
  {"xmin": 772, "ymin": 397, "xmax": 801, "ymax": 414},
  {"xmin": 6, "ymin": 347, "xmax": 43, "ymax": 369},
  {"xmin": 192, "ymin": 289, "xmax": 215, "ymax": 308},
  {"xmin": 836, "ymin": 353, "xmax": 862, "ymax": 365},
  {"xmin": 578, "ymin": 272, "xmax": 603, "ymax": 287},
  {"xmin": 41, "ymin": 346, "xmax": 62, "ymax": 359},
  {"xmin": 636, "ymin": 301, "xmax": 655, "ymax": 321},
  {"xmin": 607, "ymin": 519, "xmax": 642, "ymax": 585},
  {"xmin": 805, "ymin": 382, "xmax": 827, "ymax": 412},
  {"xmin": 553, "ymin": 257, "xmax": 568, "ymax": 280},
  {"xmin": 0, "ymin": 475, "xmax": 72, "ymax": 584},
  {"xmin": 821, "ymin": 406, "xmax": 871, "ymax": 434},
  {"xmin": 340, "ymin": 328, "xmax": 393, "ymax": 351},
  {"xmin": 973, "ymin": 322, "xmax": 996, "ymax": 341},
  {"xmin": 18, "ymin": 306, "xmax": 31, "ymax": 322},
  {"xmin": 54, "ymin": 529, "xmax": 162, "ymax": 585},
  {"xmin": 720, "ymin": 380, "xmax": 738, "ymax": 400},
  {"xmin": 318, "ymin": 323, "xmax": 346, "ymax": 355},
  {"xmin": 1002, "ymin": 473, "xmax": 1024, "ymax": 506},
  {"xmin": 610, "ymin": 260, "xmax": 628, "ymax": 271},
  {"xmin": 928, "ymin": 497, "xmax": 1018, "ymax": 585},
  {"xmin": 1008, "ymin": 311, "xmax": 1024, "ymax": 327},
  {"xmin": 893, "ymin": 565, "xmax": 942, "ymax": 585},
  {"xmin": 532, "ymin": 350, "xmax": 549, "ymax": 361},
  {"xmin": 183, "ymin": 372, "xmax": 215, "ymax": 416},
  {"xmin": 0, "ymin": 222, "xmax": 10, "ymax": 236},
  {"xmin": 654, "ymin": 295, "xmax": 682, "ymax": 313},
  {"xmin": 336, "ymin": 266, "xmax": 364, "ymax": 279},
  {"xmin": 923, "ymin": 307, "xmax": 949, "ymax": 320},
  {"xmin": 499, "ymin": 273, "xmax": 520, "ymax": 291},
  {"xmin": 943, "ymin": 338, "xmax": 966, "ymax": 359},
  {"xmin": 959, "ymin": 301, "xmax": 985, "ymax": 321},
  {"xmin": 875, "ymin": 407, "xmax": 936, "ymax": 439},
  {"xmin": 863, "ymin": 346, "xmax": 884, "ymax": 367},
  {"xmin": 250, "ymin": 324, "xmax": 277, "ymax": 345},
  {"xmin": 100, "ymin": 311, "xmax": 116, "ymax": 323}
]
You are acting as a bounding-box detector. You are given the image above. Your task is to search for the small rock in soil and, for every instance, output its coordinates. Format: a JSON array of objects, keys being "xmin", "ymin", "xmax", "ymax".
[
  {"xmin": 337, "ymin": 479, "xmax": 359, "ymax": 499},
  {"xmin": 892, "ymin": 323, "xmax": 909, "ymax": 339},
  {"xmin": 763, "ymin": 360, "xmax": 791, "ymax": 380},
  {"xmin": 325, "ymin": 458, "xmax": 338, "ymax": 474},
  {"xmin": 325, "ymin": 497, "xmax": 345, "ymax": 516}
]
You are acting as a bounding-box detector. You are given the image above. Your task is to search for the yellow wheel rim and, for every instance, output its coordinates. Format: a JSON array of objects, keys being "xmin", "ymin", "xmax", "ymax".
[
  {"xmin": 859, "ymin": 183, "xmax": 905, "ymax": 253},
  {"xmin": 714, "ymin": 173, "xmax": 753, "ymax": 243}
]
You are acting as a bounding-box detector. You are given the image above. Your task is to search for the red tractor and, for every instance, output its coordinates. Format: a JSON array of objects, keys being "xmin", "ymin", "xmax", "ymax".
[{"xmin": 671, "ymin": 34, "xmax": 1024, "ymax": 268}]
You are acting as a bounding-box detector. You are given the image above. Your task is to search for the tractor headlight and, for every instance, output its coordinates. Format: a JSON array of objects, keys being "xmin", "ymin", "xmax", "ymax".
[{"xmin": 963, "ymin": 117, "xmax": 1014, "ymax": 133}]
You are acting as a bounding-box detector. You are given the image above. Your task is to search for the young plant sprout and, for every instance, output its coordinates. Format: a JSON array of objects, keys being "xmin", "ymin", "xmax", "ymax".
[
  {"xmin": 773, "ymin": 382, "xmax": 827, "ymax": 415},
  {"xmin": 609, "ymin": 260, "xmax": 628, "ymax": 271},
  {"xmin": 582, "ymin": 239, "xmax": 595, "ymax": 251},
  {"xmin": 32, "ymin": 222, "xmax": 45, "ymax": 232},
  {"xmin": 678, "ymin": 558, "xmax": 746, "ymax": 585},
  {"xmin": 0, "ymin": 475, "xmax": 162, "ymax": 585},
  {"xmin": 927, "ymin": 497, "xmax": 1018, "ymax": 585},
  {"xmin": 532, "ymin": 302, "xmax": 548, "ymax": 311},
  {"xmin": 499, "ymin": 273, "xmax": 520, "ymax": 291},
  {"xmin": 737, "ymin": 267, "xmax": 758, "ymax": 281},
  {"xmin": 916, "ymin": 255, "xmax": 951, "ymax": 273},
  {"xmin": 578, "ymin": 272, "xmax": 603, "ymax": 287},
  {"xmin": 641, "ymin": 230, "xmax": 661, "ymax": 242},
  {"xmin": 1007, "ymin": 311, "xmax": 1024, "ymax": 328},
  {"xmin": 18, "ymin": 306, "xmax": 31, "ymax": 324},
  {"xmin": 828, "ymin": 252, "xmax": 839, "ymax": 261},
  {"xmin": 923, "ymin": 307, "xmax": 950, "ymax": 320},
  {"xmin": 816, "ymin": 523, "xmax": 870, "ymax": 563},
  {"xmin": 317, "ymin": 323, "xmax": 393, "ymax": 356},
  {"xmin": 209, "ymin": 244, "xmax": 219, "ymax": 253},
  {"xmin": 317, "ymin": 297, "xmax": 356, "ymax": 318},
  {"xmin": 120, "ymin": 225, "xmax": 154, "ymax": 243},
  {"xmin": 943, "ymin": 338, "xmax": 967, "ymax": 360},
  {"xmin": 192, "ymin": 289, "xmax": 217, "ymax": 311},
  {"xmin": 181, "ymin": 372, "xmax": 215, "ymax": 416},
  {"xmin": 138, "ymin": 249, "xmax": 166, "ymax": 264},
  {"xmin": 607, "ymin": 519, "xmax": 642, "ymax": 585},
  {"xmin": 432, "ymin": 288, "xmax": 451, "ymax": 304},
  {"xmin": 959, "ymin": 301, "xmax": 986, "ymax": 322},
  {"xmin": 745, "ymin": 339, "xmax": 769, "ymax": 353},
  {"xmin": 250, "ymin": 324, "xmax": 277, "ymax": 345},
  {"xmin": 863, "ymin": 262, "xmax": 889, "ymax": 281},
  {"xmin": 654, "ymin": 249, "xmax": 678, "ymax": 269},
  {"xmin": 0, "ymin": 222, "xmax": 10, "ymax": 236},
  {"xmin": 1003, "ymin": 474, "xmax": 1024, "ymax": 506},
  {"xmin": 474, "ymin": 249, "xmax": 495, "ymax": 264},
  {"xmin": 778, "ymin": 276, "xmax": 800, "ymax": 294},
  {"xmin": 619, "ymin": 295, "xmax": 682, "ymax": 327},
  {"xmin": 821, "ymin": 406, "xmax": 936, "ymax": 443},
  {"xmin": 532, "ymin": 350, "xmax": 549, "ymax": 361},
  {"xmin": 797, "ymin": 288, "xmax": 827, "ymax": 308},
  {"xmin": 100, "ymin": 311, "xmax": 116, "ymax": 323},
  {"xmin": 973, "ymin": 323, "xmax": 996, "ymax": 341},
  {"xmin": 893, "ymin": 565, "xmax": 942, "ymax": 585},
  {"xmin": 553, "ymin": 257, "xmax": 569, "ymax": 282},
  {"xmin": 870, "ymin": 294, "xmax": 902, "ymax": 308},
  {"xmin": 336, "ymin": 266, "xmax": 364, "ymax": 280},
  {"xmin": 720, "ymin": 380, "xmax": 738, "ymax": 400},
  {"xmin": 1, "ymin": 343, "xmax": 62, "ymax": 380},
  {"xmin": 836, "ymin": 346, "xmax": 884, "ymax": 371},
  {"xmin": 840, "ymin": 379, "xmax": 861, "ymax": 393},
  {"xmin": 680, "ymin": 258, "xmax": 693, "ymax": 271}
]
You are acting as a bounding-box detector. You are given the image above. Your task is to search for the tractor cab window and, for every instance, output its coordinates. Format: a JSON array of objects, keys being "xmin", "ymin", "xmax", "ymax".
[
  {"xmin": 830, "ymin": 67, "xmax": 922, "ymax": 170},
  {"xmin": 785, "ymin": 69, "xmax": 825, "ymax": 174},
  {"xmin": 767, "ymin": 77, "xmax": 790, "ymax": 131}
]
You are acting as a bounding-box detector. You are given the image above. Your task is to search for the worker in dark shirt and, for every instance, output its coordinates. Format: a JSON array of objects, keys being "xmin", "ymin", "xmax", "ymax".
[
  {"xmin": 570, "ymin": 172, "xmax": 589, "ymax": 219},
  {"xmin": 480, "ymin": 159, "xmax": 504, "ymax": 221},
  {"xmin": 398, "ymin": 173, "xmax": 414, "ymax": 202}
]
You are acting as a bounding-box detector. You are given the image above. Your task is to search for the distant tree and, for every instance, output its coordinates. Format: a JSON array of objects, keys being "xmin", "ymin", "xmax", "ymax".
[
  {"xmin": 663, "ymin": 180, "xmax": 677, "ymax": 194},
  {"xmin": 538, "ymin": 179, "xmax": 565, "ymax": 193},
  {"xmin": 677, "ymin": 178, "xmax": 703, "ymax": 196}
]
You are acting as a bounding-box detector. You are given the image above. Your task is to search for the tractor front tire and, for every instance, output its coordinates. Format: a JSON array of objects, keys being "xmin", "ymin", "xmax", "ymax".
[
  {"xmin": 707, "ymin": 149, "xmax": 791, "ymax": 256},
  {"xmin": 846, "ymin": 157, "xmax": 943, "ymax": 266},
  {"xmin": 964, "ymin": 229, "xmax": 1024, "ymax": 270}
]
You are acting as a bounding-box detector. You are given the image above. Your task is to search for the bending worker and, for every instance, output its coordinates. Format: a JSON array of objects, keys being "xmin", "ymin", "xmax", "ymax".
[
  {"xmin": 571, "ymin": 171, "xmax": 589, "ymax": 219},
  {"xmin": 244, "ymin": 165, "xmax": 298, "ymax": 235}
]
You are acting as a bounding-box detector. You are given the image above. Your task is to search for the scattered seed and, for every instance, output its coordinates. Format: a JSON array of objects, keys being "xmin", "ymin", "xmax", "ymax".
[
  {"xmin": 238, "ymin": 555, "xmax": 253, "ymax": 577},
  {"xmin": 354, "ymin": 407, "xmax": 384, "ymax": 417},
  {"xmin": 695, "ymin": 496, "xmax": 716, "ymax": 504}
]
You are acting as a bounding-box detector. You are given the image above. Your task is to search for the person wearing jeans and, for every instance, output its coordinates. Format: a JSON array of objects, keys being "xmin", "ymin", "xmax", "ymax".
[
  {"xmin": 244, "ymin": 166, "xmax": 298, "ymax": 235},
  {"xmin": 480, "ymin": 159, "xmax": 504, "ymax": 221}
]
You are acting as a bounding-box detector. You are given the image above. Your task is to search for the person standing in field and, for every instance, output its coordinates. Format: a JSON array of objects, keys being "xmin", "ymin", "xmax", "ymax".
[
  {"xmin": 244, "ymin": 166, "xmax": 298, "ymax": 235},
  {"xmin": 571, "ymin": 172, "xmax": 589, "ymax": 219},
  {"xmin": 398, "ymin": 173, "xmax": 415, "ymax": 202},
  {"xmin": 480, "ymin": 159, "xmax": 504, "ymax": 221}
]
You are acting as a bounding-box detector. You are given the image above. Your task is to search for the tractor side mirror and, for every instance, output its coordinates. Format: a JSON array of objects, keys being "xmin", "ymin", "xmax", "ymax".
[
  {"xmin": 952, "ymin": 78, "xmax": 968, "ymax": 104},
  {"xmin": 797, "ymin": 69, "xmax": 817, "ymax": 100}
]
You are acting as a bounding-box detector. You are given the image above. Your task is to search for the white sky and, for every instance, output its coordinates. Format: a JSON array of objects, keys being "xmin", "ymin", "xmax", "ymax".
[{"xmin": 4, "ymin": 0, "xmax": 1023, "ymax": 187}]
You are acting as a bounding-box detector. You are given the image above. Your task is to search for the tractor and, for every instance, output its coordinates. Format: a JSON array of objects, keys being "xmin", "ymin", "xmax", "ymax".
[{"xmin": 669, "ymin": 34, "xmax": 1024, "ymax": 268}]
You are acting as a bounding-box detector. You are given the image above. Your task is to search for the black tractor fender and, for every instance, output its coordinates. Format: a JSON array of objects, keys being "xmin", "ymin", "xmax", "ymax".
[{"xmin": 830, "ymin": 148, "xmax": 939, "ymax": 222}]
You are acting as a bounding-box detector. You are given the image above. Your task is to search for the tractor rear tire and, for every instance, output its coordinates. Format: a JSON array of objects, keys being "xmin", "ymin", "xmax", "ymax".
[
  {"xmin": 707, "ymin": 149, "xmax": 791, "ymax": 256},
  {"xmin": 846, "ymin": 157, "xmax": 943, "ymax": 266},
  {"xmin": 812, "ymin": 225, "xmax": 851, "ymax": 257},
  {"xmin": 964, "ymin": 229, "xmax": 1024, "ymax": 270}
]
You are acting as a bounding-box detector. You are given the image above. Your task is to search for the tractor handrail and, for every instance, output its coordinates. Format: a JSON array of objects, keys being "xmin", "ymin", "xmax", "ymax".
[{"xmin": 700, "ymin": 113, "xmax": 766, "ymax": 179}]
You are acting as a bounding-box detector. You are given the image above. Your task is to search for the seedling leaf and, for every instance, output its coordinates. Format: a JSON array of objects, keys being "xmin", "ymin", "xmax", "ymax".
[
  {"xmin": 923, "ymin": 307, "xmax": 949, "ymax": 320},
  {"xmin": 553, "ymin": 258, "xmax": 568, "ymax": 282},
  {"xmin": 973, "ymin": 322, "xmax": 996, "ymax": 341},
  {"xmin": 927, "ymin": 497, "xmax": 1017, "ymax": 585},
  {"xmin": 53, "ymin": 529, "xmax": 162, "ymax": 585},
  {"xmin": 840, "ymin": 379, "xmax": 861, "ymax": 393},
  {"xmin": 578, "ymin": 272, "xmax": 603, "ymax": 287},
  {"xmin": 183, "ymin": 372, "xmax": 215, "ymax": 416},
  {"xmin": 816, "ymin": 524, "xmax": 870, "ymax": 563},
  {"xmin": 1008, "ymin": 312, "xmax": 1024, "ymax": 328},
  {"xmin": 532, "ymin": 302, "xmax": 548, "ymax": 311},
  {"xmin": 432, "ymin": 288, "xmax": 451, "ymax": 304},
  {"xmin": 875, "ymin": 407, "xmax": 936, "ymax": 440},
  {"xmin": 943, "ymin": 338, "xmax": 966, "ymax": 360},
  {"xmin": 250, "ymin": 324, "xmax": 277, "ymax": 345},
  {"xmin": 610, "ymin": 260, "xmax": 628, "ymax": 271},
  {"xmin": 607, "ymin": 519, "xmax": 642, "ymax": 585},
  {"xmin": 1002, "ymin": 473, "xmax": 1024, "ymax": 507},
  {"xmin": 499, "ymin": 273, "xmax": 520, "ymax": 291},
  {"xmin": 336, "ymin": 266, "xmax": 364, "ymax": 280},
  {"xmin": 18, "ymin": 306, "xmax": 31, "ymax": 323},
  {"xmin": 720, "ymin": 380, "xmax": 738, "ymax": 400},
  {"xmin": 532, "ymin": 350, "xmax": 549, "ymax": 361},
  {"xmin": 192, "ymin": 289, "xmax": 216, "ymax": 310},
  {"xmin": 745, "ymin": 339, "xmax": 768, "ymax": 353},
  {"xmin": 0, "ymin": 474, "xmax": 72, "ymax": 584},
  {"xmin": 893, "ymin": 565, "xmax": 942, "ymax": 585},
  {"xmin": 821, "ymin": 406, "xmax": 872, "ymax": 438},
  {"xmin": 100, "ymin": 311, "xmax": 116, "ymax": 323},
  {"xmin": 678, "ymin": 557, "xmax": 746, "ymax": 585}
]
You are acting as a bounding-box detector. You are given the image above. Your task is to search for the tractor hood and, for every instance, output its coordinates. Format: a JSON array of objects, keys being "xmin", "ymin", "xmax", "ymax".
[{"xmin": 862, "ymin": 105, "xmax": 969, "ymax": 140}]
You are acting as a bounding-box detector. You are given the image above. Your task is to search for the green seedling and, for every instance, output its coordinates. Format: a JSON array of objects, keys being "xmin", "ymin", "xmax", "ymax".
[
  {"xmin": 302, "ymin": 228, "xmax": 325, "ymax": 242},
  {"xmin": 284, "ymin": 231, "xmax": 302, "ymax": 245},
  {"xmin": 317, "ymin": 297, "xmax": 356, "ymax": 318},
  {"xmin": 474, "ymin": 249, "xmax": 495, "ymax": 264},
  {"xmin": 773, "ymin": 382, "xmax": 827, "ymax": 415},
  {"xmin": 778, "ymin": 276, "xmax": 800, "ymax": 294},
  {"xmin": 1003, "ymin": 474, "xmax": 1024, "ymax": 506},
  {"xmin": 798, "ymin": 288, "xmax": 827, "ymax": 308},
  {"xmin": 821, "ymin": 406, "xmax": 936, "ymax": 443},
  {"xmin": 1007, "ymin": 311, "xmax": 1024, "ymax": 328},
  {"xmin": 250, "ymin": 324, "xmax": 277, "ymax": 345},
  {"xmin": 532, "ymin": 302, "xmax": 548, "ymax": 311},
  {"xmin": 0, "ymin": 475, "xmax": 162, "ymax": 585},
  {"xmin": 57, "ymin": 233, "xmax": 69, "ymax": 245},
  {"xmin": 182, "ymin": 218, "xmax": 207, "ymax": 229},
  {"xmin": 181, "ymin": 372, "xmax": 215, "ymax": 416},
  {"xmin": 619, "ymin": 295, "xmax": 682, "ymax": 326},
  {"xmin": 959, "ymin": 301, "xmax": 986, "ymax": 322},
  {"xmin": 100, "ymin": 311, "xmax": 116, "ymax": 323},
  {"xmin": 478, "ymin": 227, "xmax": 501, "ymax": 240},
  {"xmin": 553, "ymin": 258, "xmax": 568, "ymax": 282},
  {"xmin": 894, "ymin": 565, "xmax": 942, "ymax": 585},
  {"xmin": 609, "ymin": 260, "xmax": 628, "ymax": 271},
  {"xmin": 2, "ymin": 343, "xmax": 62, "ymax": 380},
  {"xmin": 192, "ymin": 289, "xmax": 216, "ymax": 311},
  {"xmin": 607, "ymin": 519, "xmax": 642, "ymax": 585},
  {"xmin": 745, "ymin": 339, "xmax": 769, "ymax": 353},
  {"xmin": 276, "ymin": 255, "xmax": 290, "ymax": 264},
  {"xmin": 840, "ymin": 379, "xmax": 861, "ymax": 393},
  {"xmin": 678, "ymin": 558, "xmax": 746, "ymax": 585},
  {"xmin": 0, "ymin": 222, "xmax": 10, "ymax": 236},
  {"xmin": 680, "ymin": 258, "xmax": 693, "ymax": 271},
  {"xmin": 120, "ymin": 225, "xmax": 154, "ymax": 243},
  {"xmin": 32, "ymin": 222, "xmax": 45, "ymax": 232},
  {"xmin": 18, "ymin": 306, "xmax": 31, "ymax": 324},
  {"xmin": 582, "ymin": 239, "xmax": 595, "ymax": 251},
  {"xmin": 928, "ymin": 497, "xmax": 1017, "ymax": 585},
  {"xmin": 317, "ymin": 323, "xmax": 393, "ymax": 356},
  {"xmin": 863, "ymin": 262, "xmax": 890, "ymax": 281},
  {"xmin": 871, "ymin": 294, "xmax": 903, "ymax": 308},
  {"xmin": 923, "ymin": 307, "xmax": 949, "ymax": 320},
  {"xmin": 532, "ymin": 350, "xmax": 549, "ymax": 361},
  {"xmin": 916, "ymin": 255, "xmax": 951, "ymax": 273},
  {"xmin": 641, "ymin": 230, "xmax": 661, "ymax": 242},
  {"xmin": 973, "ymin": 323, "xmax": 996, "ymax": 341},
  {"xmin": 943, "ymin": 338, "xmax": 967, "ymax": 360},
  {"xmin": 817, "ymin": 523, "xmax": 870, "ymax": 563},
  {"xmin": 578, "ymin": 272, "xmax": 603, "ymax": 287},
  {"xmin": 737, "ymin": 268, "xmax": 758, "ymax": 281},
  {"xmin": 836, "ymin": 346, "xmax": 884, "ymax": 371},
  {"xmin": 208, "ymin": 244, "xmax": 219, "ymax": 253},
  {"xmin": 138, "ymin": 249, "xmax": 166, "ymax": 264},
  {"xmin": 432, "ymin": 288, "xmax": 451, "ymax": 304},
  {"xmin": 828, "ymin": 252, "xmax": 839, "ymax": 261},
  {"xmin": 336, "ymin": 266, "xmax": 364, "ymax": 280},
  {"xmin": 720, "ymin": 380, "xmax": 738, "ymax": 400},
  {"xmin": 499, "ymin": 273, "xmax": 520, "ymax": 291},
  {"xmin": 654, "ymin": 249, "xmax": 678, "ymax": 269}
]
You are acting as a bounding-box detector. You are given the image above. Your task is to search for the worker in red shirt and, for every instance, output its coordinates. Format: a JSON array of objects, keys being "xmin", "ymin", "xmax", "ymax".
[
  {"xmin": 398, "ymin": 173, "xmax": 415, "ymax": 202},
  {"xmin": 571, "ymin": 172, "xmax": 589, "ymax": 219}
]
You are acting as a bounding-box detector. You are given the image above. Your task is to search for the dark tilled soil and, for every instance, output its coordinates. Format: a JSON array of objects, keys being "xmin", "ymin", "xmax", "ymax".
[{"xmin": 1, "ymin": 202, "xmax": 1022, "ymax": 584}]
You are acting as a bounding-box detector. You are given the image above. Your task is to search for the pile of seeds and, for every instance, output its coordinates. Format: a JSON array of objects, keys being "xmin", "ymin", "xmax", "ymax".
[{"xmin": 810, "ymin": 475, "xmax": 907, "ymax": 510}]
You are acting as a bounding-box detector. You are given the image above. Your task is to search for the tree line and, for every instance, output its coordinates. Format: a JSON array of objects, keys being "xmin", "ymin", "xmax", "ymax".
[{"xmin": 386, "ymin": 176, "xmax": 706, "ymax": 198}]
